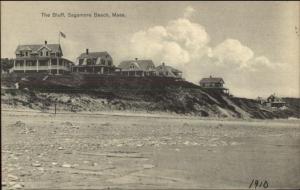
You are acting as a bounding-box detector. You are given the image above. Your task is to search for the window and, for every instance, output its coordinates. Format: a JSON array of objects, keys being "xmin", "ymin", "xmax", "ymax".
[
  {"xmin": 79, "ymin": 59, "xmax": 84, "ymax": 65},
  {"xmin": 56, "ymin": 52, "xmax": 60, "ymax": 57},
  {"xmin": 87, "ymin": 59, "xmax": 92, "ymax": 65},
  {"xmin": 46, "ymin": 52, "xmax": 49, "ymax": 56},
  {"xmin": 40, "ymin": 52, "xmax": 43, "ymax": 56},
  {"xmin": 25, "ymin": 52, "xmax": 28, "ymax": 56},
  {"xmin": 101, "ymin": 59, "xmax": 105, "ymax": 65},
  {"xmin": 130, "ymin": 64, "xmax": 135, "ymax": 70},
  {"xmin": 108, "ymin": 60, "xmax": 112, "ymax": 66},
  {"xmin": 93, "ymin": 58, "xmax": 97, "ymax": 64}
]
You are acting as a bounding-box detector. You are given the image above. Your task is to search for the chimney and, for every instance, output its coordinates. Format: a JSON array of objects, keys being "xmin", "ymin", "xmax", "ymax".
[
  {"xmin": 162, "ymin": 62, "xmax": 165, "ymax": 66},
  {"xmin": 45, "ymin": 40, "xmax": 47, "ymax": 45},
  {"xmin": 86, "ymin": 49, "xmax": 89, "ymax": 55},
  {"xmin": 135, "ymin": 58, "xmax": 138, "ymax": 61}
]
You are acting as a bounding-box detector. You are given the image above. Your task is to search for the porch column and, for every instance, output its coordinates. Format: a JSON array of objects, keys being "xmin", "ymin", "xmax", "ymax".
[
  {"xmin": 36, "ymin": 59, "xmax": 39, "ymax": 72},
  {"xmin": 101, "ymin": 67, "xmax": 104, "ymax": 74},
  {"xmin": 49, "ymin": 58, "xmax": 52, "ymax": 74},
  {"xmin": 13, "ymin": 59, "xmax": 16, "ymax": 70},
  {"xmin": 23, "ymin": 60, "xmax": 26, "ymax": 73},
  {"xmin": 56, "ymin": 58, "xmax": 59, "ymax": 75}
]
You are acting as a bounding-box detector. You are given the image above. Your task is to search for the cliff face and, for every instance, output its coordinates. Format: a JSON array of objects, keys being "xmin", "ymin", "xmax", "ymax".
[{"xmin": 1, "ymin": 73, "xmax": 300, "ymax": 119}]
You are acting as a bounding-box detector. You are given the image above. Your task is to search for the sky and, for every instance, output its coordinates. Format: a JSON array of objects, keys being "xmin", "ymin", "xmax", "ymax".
[{"xmin": 1, "ymin": 1, "xmax": 299, "ymax": 98}]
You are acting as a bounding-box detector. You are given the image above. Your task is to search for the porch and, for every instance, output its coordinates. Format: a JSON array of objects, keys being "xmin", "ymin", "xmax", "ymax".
[
  {"xmin": 71, "ymin": 65, "xmax": 115, "ymax": 75},
  {"xmin": 13, "ymin": 58, "xmax": 72, "ymax": 74},
  {"xmin": 115, "ymin": 70, "xmax": 156, "ymax": 77}
]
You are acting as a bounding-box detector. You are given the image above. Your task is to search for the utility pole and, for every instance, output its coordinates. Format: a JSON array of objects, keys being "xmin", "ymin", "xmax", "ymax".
[{"xmin": 54, "ymin": 98, "xmax": 57, "ymax": 115}]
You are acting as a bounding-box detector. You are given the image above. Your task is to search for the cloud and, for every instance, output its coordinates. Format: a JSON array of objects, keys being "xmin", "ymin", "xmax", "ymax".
[
  {"xmin": 129, "ymin": 17, "xmax": 209, "ymax": 72},
  {"xmin": 127, "ymin": 6, "xmax": 298, "ymax": 98},
  {"xmin": 211, "ymin": 39, "xmax": 254, "ymax": 66},
  {"xmin": 183, "ymin": 6, "xmax": 196, "ymax": 19},
  {"xmin": 167, "ymin": 18, "xmax": 210, "ymax": 53}
]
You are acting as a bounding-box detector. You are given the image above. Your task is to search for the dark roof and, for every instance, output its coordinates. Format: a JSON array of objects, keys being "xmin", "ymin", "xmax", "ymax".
[
  {"xmin": 267, "ymin": 94, "xmax": 284, "ymax": 103},
  {"xmin": 78, "ymin": 52, "xmax": 111, "ymax": 59},
  {"xmin": 15, "ymin": 44, "xmax": 61, "ymax": 54},
  {"xmin": 200, "ymin": 77, "xmax": 224, "ymax": 84},
  {"xmin": 118, "ymin": 59, "xmax": 155, "ymax": 71}
]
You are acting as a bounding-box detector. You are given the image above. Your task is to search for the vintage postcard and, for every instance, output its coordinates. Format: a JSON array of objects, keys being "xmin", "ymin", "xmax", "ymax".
[{"xmin": 1, "ymin": 1, "xmax": 299, "ymax": 189}]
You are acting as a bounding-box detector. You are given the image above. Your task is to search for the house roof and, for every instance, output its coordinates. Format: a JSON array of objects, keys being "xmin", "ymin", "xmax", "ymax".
[
  {"xmin": 200, "ymin": 77, "xmax": 224, "ymax": 84},
  {"xmin": 15, "ymin": 44, "xmax": 62, "ymax": 54},
  {"xmin": 267, "ymin": 94, "xmax": 284, "ymax": 103},
  {"xmin": 118, "ymin": 60, "xmax": 155, "ymax": 71},
  {"xmin": 78, "ymin": 52, "xmax": 111, "ymax": 59},
  {"xmin": 156, "ymin": 65, "xmax": 182, "ymax": 73},
  {"xmin": 156, "ymin": 64, "xmax": 182, "ymax": 78}
]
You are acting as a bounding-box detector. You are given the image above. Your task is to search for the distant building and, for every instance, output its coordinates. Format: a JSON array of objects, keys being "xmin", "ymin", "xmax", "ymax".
[
  {"xmin": 115, "ymin": 58, "xmax": 156, "ymax": 77},
  {"xmin": 155, "ymin": 62, "xmax": 182, "ymax": 78},
  {"xmin": 265, "ymin": 94, "xmax": 286, "ymax": 108},
  {"xmin": 199, "ymin": 76, "xmax": 229, "ymax": 94},
  {"xmin": 12, "ymin": 41, "xmax": 74, "ymax": 74},
  {"xmin": 72, "ymin": 49, "xmax": 115, "ymax": 75},
  {"xmin": 256, "ymin": 96, "xmax": 266, "ymax": 105}
]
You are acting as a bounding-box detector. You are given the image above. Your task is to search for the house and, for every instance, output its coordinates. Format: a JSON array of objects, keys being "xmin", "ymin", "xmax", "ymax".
[
  {"xmin": 72, "ymin": 49, "xmax": 115, "ymax": 75},
  {"xmin": 265, "ymin": 94, "xmax": 286, "ymax": 108},
  {"xmin": 155, "ymin": 62, "xmax": 182, "ymax": 78},
  {"xmin": 256, "ymin": 96, "xmax": 267, "ymax": 105},
  {"xmin": 199, "ymin": 76, "xmax": 229, "ymax": 94},
  {"xmin": 12, "ymin": 41, "xmax": 74, "ymax": 74},
  {"xmin": 115, "ymin": 58, "xmax": 156, "ymax": 77}
]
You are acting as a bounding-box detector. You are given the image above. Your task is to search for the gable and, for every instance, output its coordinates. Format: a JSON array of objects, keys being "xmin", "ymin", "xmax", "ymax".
[
  {"xmin": 37, "ymin": 46, "xmax": 52, "ymax": 52},
  {"xmin": 16, "ymin": 44, "xmax": 62, "ymax": 56}
]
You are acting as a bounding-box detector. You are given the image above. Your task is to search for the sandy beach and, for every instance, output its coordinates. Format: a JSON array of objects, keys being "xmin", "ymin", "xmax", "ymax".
[{"xmin": 2, "ymin": 109, "xmax": 300, "ymax": 189}]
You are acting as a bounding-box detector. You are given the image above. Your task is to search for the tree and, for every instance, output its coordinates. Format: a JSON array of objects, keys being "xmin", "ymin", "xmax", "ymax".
[{"xmin": 1, "ymin": 58, "xmax": 14, "ymax": 72}]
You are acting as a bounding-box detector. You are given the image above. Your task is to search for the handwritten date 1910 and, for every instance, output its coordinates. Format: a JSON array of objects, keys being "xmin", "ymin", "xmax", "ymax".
[{"xmin": 249, "ymin": 179, "xmax": 269, "ymax": 189}]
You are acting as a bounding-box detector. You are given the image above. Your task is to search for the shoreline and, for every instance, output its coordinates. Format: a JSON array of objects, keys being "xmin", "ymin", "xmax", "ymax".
[{"xmin": 2, "ymin": 107, "xmax": 300, "ymax": 127}]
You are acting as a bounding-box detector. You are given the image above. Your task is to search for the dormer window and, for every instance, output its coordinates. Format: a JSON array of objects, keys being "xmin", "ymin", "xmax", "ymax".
[
  {"xmin": 46, "ymin": 52, "xmax": 49, "ymax": 56},
  {"xmin": 40, "ymin": 52, "xmax": 43, "ymax": 56},
  {"xmin": 79, "ymin": 59, "xmax": 84, "ymax": 65},
  {"xmin": 101, "ymin": 59, "xmax": 105, "ymax": 65},
  {"xmin": 93, "ymin": 58, "xmax": 97, "ymax": 64},
  {"xmin": 130, "ymin": 64, "xmax": 135, "ymax": 69},
  {"xmin": 87, "ymin": 59, "xmax": 92, "ymax": 65}
]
